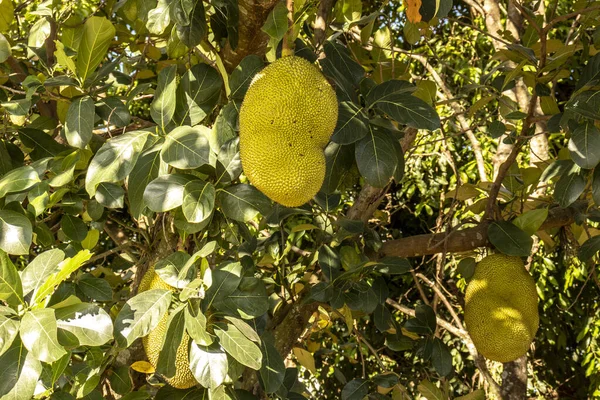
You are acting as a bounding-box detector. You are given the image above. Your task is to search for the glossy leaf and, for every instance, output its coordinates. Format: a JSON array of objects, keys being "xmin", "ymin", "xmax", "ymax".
[
  {"xmin": 85, "ymin": 130, "xmax": 150, "ymax": 196},
  {"xmin": 76, "ymin": 16, "xmax": 116, "ymax": 82},
  {"xmin": 568, "ymin": 122, "xmax": 600, "ymax": 169},
  {"xmin": 161, "ymin": 126, "xmax": 211, "ymax": 169},
  {"xmin": 355, "ymin": 126, "xmax": 398, "ymax": 188},
  {"xmin": 0, "ymin": 210, "xmax": 32, "ymax": 255},
  {"xmin": 151, "ymin": 65, "xmax": 178, "ymax": 131},
  {"xmin": 64, "ymin": 96, "xmax": 94, "ymax": 148},
  {"xmin": 0, "ymin": 250, "xmax": 23, "ymax": 306},
  {"xmin": 144, "ymin": 173, "xmax": 195, "ymax": 212},
  {"xmin": 217, "ymin": 184, "xmax": 271, "ymax": 222},
  {"xmin": 189, "ymin": 342, "xmax": 228, "ymax": 389},
  {"xmin": 488, "ymin": 221, "xmax": 533, "ymax": 257},
  {"xmin": 55, "ymin": 303, "xmax": 113, "ymax": 346},
  {"xmin": 331, "ymin": 102, "xmax": 369, "ymax": 144},
  {"xmin": 0, "ymin": 165, "xmax": 40, "ymax": 198},
  {"xmin": 214, "ymin": 323, "xmax": 262, "ymax": 369},
  {"xmin": 20, "ymin": 308, "xmax": 67, "ymax": 363},
  {"xmin": 114, "ymin": 289, "xmax": 172, "ymax": 348},
  {"xmin": 20, "ymin": 248, "xmax": 65, "ymax": 296}
]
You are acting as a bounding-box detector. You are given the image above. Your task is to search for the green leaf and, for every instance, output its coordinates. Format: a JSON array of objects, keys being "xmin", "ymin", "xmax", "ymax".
[
  {"xmin": 85, "ymin": 129, "xmax": 150, "ymax": 196},
  {"xmin": 0, "ymin": 165, "xmax": 40, "ymax": 198},
  {"xmin": 204, "ymin": 261, "xmax": 243, "ymax": 309},
  {"xmin": 0, "ymin": 314, "xmax": 18, "ymax": 356},
  {"xmin": 321, "ymin": 142, "xmax": 354, "ymax": 194},
  {"xmin": 185, "ymin": 306, "xmax": 213, "ymax": 347},
  {"xmin": 568, "ymin": 122, "xmax": 600, "ymax": 169},
  {"xmin": 0, "ymin": 210, "xmax": 32, "ymax": 255},
  {"xmin": 214, "ymin": 323, "xmax": 262, "ymax": 370},
  {"xmin": 214, "ymin": 277, "xmax": 269, "ymax": 319},
  {"xmin": 144, "ymin": 173, "xmax": 195, "ymax": 212},
  {"xmin": 0, "ymin": 338, "xmax": 42, "ymax": 400},
  {"xmin": 34, "ymin": 250, "xmax": 92, "ymax": 304},
  {"xmin": 216, "ymin": 138, "xmax": 241, "ymax": 184},
  {"xmin": 189, "ymin": 342, "xmax": 228, "ymax": 389},
  {"xmin": 355, "ymin": 126, "xmax": 398, "ymax": 188},
  {"xmin": 76, "ymin": 16, "xmax": 116, "ymax": 82},
  {"xmin": 341, "ymin": 378, "xmax": 369, "ymax": 400},
  {"xmin": 20, "ymin": 308, "xmax": 67, "ymax": 363},
  {"xmin": 457, "ymin": 258, "xmax": 476, "ymax": 280},
  {"xmin": 156, "ymin": 305, "xmax": 186, "ymax": 378},
  {"xmin": 181, "ymin": 180, "xmax": 215, "ymax": 223},
  {"xmin": 417, "ymin": 379, "xmax": 444, "ymax": 400},
  {"xmin": 323, "ymin": 41, "xmax": 365, "ymax": 87},
  {"xmin": 489, "ymin": 120, "xmax": 506, "ymax": 138},
  {"xmin": 96, "ymin": 182, "xmax": 125, "ymax": 209},
  {"xmin": 318, "ymin": 245, "xmax": 341, "ymax": 281},
  {"xmin": 64, "ymin": 96, "xmax": 95, "ymax": 149},
  {"xmin": 373, "ymin": 304, "xmax": 393, "ymax": 332},
  {"xmin": 0, "ymin": 33, "xmax": 11, "ymax": 63},
  {"xmin": 20, "ymin": 248, "xmax": 65, "ymax": 296},
  {"xmin": 366, "ymin": 80, "xmax": 415, "ymax": 107},
  {"xmin": 0, "ymin": 250, "xmax": 23, "ymax": 306},
  {"xmin": 512, "ymin": 208, "xmax": 548, "ymax": 235},
  {"xmin": 331, "ymin": 102, "xmax": 369, "ymax": 144},
  {"xmin": 151, "ymin": 65, "xmax": 178, "ymax": 131},
  {"xmin": 579, "ymin": 236, "xmax": 600, "ymax": 261},
  {"xmin": 107, "ymin": 366, "xmax": 133, "ymax": 396},
  {"xmin": 488, "ymin": 221, "xmax": 533, "ymax": 257},
  {"xmin": 455, "ymin": 389, "xmax": 486, "ymax": 400},
  {"xmin": 554, "ymin": 168, "xmax": 585, "ymax": 208},
  {"xmin": 114, "ymin": 289, "xmax": 172, "ymax": 348},
  {"xmin": 154, "ymin": 252, "xmax": 192, "ymax": 289},
  {"xmin": 161, "ymin": 126, "xmax": 211, "ymax": 169},
  {"xmin": 127, "ymin": 146, "xmax": 168, "ymax": 219},
  {"xmin": 431, "ymin": 338, "xmax": 452, "ymax": 376},
  {"xmin": 61, "ymin": 214, "xmax": 88, "ymax": 242},
  {"xmin": 217, "ymin": 184, "xmax": 271, "ymax": 222},
  {"xmin": 77, "ymin": 274, "xmax": 113, "ymax": 301},
  {"xmin": 19, "ymin": 128, "xmax": 69, "ymax": 160},
  {"xmin": 147, "ymin": 0, "xmax": 175, "ymax": 35},
  {"xmin": 55, "ymin": 302, "xmax": 113, "ymax": 346},
  {"xmin": 95, "ymin": 97, "xmax": 131, "ymax": 128},
  {"xmin": 259, "ymin": 333, "xmax": 285, "ymax": 393},
  {"xmin": 173, "ymin": 63, "xmax": 222, "ymax": 126},
  {"xmin": 229, "ymin": 55, "xmax": 263, "ymax": 100},
  {"xmin": 261, "ymin": 2, "xmax": 288, "ymax": 40},
  {"xmin": 176, "ymin": 0, "xmax": 207, "ymax": 47},
  {"xmin": 375, "ymin": 93, "xmax": 440, "ymax": 130},
  {"xmin": 1, "ymin": 98, "xmax": 31, "ymax": 116},
  {"xmin": 375, "ymin": 256, "xmax": 411, "ymax": 275}
]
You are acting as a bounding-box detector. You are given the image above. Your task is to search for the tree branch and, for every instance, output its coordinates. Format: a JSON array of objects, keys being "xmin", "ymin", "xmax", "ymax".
[
  {"xmin": 220, "ymin": 0, "xmax": 280, "ymax": 71},
  {"xmin": 314, "ymin": 0, "xmax": 337, "ymax": 49},
  {"xmin": 380, "ymin": 203, "xmax": 581, "ymax": 258}
]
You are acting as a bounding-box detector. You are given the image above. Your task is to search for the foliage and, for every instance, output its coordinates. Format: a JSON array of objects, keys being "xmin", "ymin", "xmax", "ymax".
[{"xmin": 0, "ymin": 0, "xmax": 599, "ymax": 399}]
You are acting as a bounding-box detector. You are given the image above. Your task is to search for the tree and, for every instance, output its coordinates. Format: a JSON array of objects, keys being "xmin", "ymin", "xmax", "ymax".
[{"xmin": 0, "ymin": 0, "xmax": 599, "ymax": 399}]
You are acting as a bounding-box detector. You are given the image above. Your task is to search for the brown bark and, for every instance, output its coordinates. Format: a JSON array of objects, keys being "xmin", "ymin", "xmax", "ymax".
[
  {"xmin": 380, "ymin": 202, "xmax": 580, "ymax": 258},
  {"xmin": 501, "ymin": 356, "xmax": 528, "ymax": 399},
  {"xmin": 220, "ymin": 0, "xmax": 280, "ymax": 72},
  {"xmin": 314, "ymin": 0, "xmax": 337, "ymax": 48}
]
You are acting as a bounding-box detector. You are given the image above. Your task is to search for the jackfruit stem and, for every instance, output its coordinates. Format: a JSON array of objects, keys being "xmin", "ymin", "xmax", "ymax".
[{"xmin": 282, "ymin": 0, "xmax": 295, "ymax": 57}]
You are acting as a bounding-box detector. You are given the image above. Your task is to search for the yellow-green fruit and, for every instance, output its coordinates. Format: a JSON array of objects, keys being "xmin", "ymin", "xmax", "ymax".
[
  {"xmin": 464, "ymin": 254, "xmax": 539, "ymax": 363},
  {"xmin": 239, "ymin": 55, "xmax": 338, "ymax": 207},
  {"xmin": 139, "ymin": 268, "xmax": 196, "ymax": 389}
]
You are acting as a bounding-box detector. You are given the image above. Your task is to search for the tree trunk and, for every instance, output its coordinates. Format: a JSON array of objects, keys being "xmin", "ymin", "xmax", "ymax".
[{"xmin": 501, "ymin": 356, "xmax": 528, "ymax": 399}]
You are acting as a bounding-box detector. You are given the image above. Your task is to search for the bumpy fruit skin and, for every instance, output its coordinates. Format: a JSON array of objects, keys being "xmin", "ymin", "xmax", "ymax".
[
  {"xmin": 139, "ymin": 268, "xmax": 196, "ymax": 389},
  {"xmin": 239, "ymin": 55, "xmax": 338, "ymax": 207},
  {"xmin": 464, "ymin": 254, "xmax": 539, "ymax": 363}
]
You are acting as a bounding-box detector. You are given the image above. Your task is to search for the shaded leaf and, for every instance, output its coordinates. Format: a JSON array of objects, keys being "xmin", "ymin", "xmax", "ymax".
[{"xmin": 488, "ymin": 221, "xmax": 533, "ymax": 257}]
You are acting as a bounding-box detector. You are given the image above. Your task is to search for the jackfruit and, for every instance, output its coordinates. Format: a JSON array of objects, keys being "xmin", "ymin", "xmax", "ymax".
[
  {"xmin": 139, "ymin": 268, "xmax": 197, "ymax": 389},
  {"xmin": 464, "ymin": 254, "xmax": 539, "ymax": 363},
  {"xmin": 239, "ymin": 55, "xmax": 338, "ymax": 207}
]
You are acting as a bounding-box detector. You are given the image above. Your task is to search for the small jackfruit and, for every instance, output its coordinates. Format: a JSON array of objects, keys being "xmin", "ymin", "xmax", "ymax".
[
  {"xmin": 139, "ymin": 268, "xmax": 197, "ymax": 389},
  {"xmin": 464, "ymin": 254, "xmax": 539, "ymax": 363},
  {"xmin": 239, "ymin": 55, "xmax": 338, "ymax": 207}
]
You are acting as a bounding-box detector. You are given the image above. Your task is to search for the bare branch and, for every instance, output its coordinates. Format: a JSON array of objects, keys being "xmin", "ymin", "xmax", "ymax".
[{"xmin": 380, "ymin": 203, "xmax": 580, "ymax": 258}]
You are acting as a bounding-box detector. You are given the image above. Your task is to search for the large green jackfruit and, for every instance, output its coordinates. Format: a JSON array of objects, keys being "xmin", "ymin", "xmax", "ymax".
[
  {"xmin": 464, "ymin": 254, "xmax": 539, "ymax": 363},
  {"xmin": 239, "ymin": 55, "xmax": 338, "ymax": 207},
  {"xmin": 139, "ymin": 268, "xmax": 197, "ymax": 389}
]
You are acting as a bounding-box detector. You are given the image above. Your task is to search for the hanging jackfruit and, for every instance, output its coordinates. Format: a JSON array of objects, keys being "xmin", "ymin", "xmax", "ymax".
[
  {"xmin": 464, "ymin": 254, "xmax": 539, "ymax": 363},
  {"xmin": 239, "ymin": 55, "xmax": 338, "ymax": 207},
  {"xmin": 139, "ymin": 268, "xmax": 197, "ymax": 389}
]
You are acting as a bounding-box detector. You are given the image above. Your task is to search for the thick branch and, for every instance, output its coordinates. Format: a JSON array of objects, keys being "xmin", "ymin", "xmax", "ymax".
[
  {"xmin": 314, "ymin": 0, "xmax": 337, "ymax": 48},
  {"xmin": 380, "ymin": 203, "xmax": 580, "ymax": 258},
  {"xmin": 220, "ymin": 0, "xmax": 280, "ymax": 71}
]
